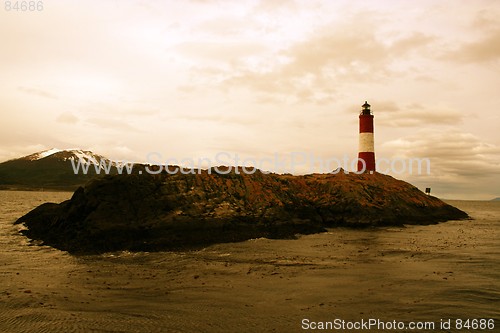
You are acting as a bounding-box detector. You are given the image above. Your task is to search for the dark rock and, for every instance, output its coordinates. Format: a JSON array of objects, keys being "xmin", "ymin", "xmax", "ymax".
[{"xmin": 16, "ymin": 169, "xmax": 468, "ymax": 254}]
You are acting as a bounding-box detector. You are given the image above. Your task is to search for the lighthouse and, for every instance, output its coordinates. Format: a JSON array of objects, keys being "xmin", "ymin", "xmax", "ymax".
[{"xmin": 357, "ymin": 101, "xmax": 376, "ymax": 173}]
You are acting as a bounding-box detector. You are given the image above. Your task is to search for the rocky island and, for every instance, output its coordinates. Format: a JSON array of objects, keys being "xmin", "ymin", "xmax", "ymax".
[{"xmin": 16, "ymin": 167, "xmax": 468, "ymax": 254}]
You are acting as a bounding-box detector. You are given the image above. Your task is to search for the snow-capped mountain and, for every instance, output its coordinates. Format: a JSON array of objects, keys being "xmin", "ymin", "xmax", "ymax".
[
  {"xmin": 0, "ymin": 148, "xmax": 119, "ymax": 190},
  {"xmin": 22, "ymin": 148, "xmax": 64, "ymax": 161},
  {"xmin": 19, "ymin": 148, "xmax": 111, "ymax": 165}
]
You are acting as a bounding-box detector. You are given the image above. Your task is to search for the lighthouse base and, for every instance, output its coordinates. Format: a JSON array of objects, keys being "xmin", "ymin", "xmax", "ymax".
[{"xmin": 358, "ymin": 152, "xmax": 375, "ymax": 173}]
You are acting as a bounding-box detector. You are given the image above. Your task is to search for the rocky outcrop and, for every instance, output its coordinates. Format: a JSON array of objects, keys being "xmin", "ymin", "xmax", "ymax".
[{"xmin": 16, "ymin": 168, "xmax": 468, "ymax": 254}]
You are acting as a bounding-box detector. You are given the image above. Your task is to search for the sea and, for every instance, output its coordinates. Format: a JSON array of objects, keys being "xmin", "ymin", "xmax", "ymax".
[{"xmin": 0, "ymin": 190, "xmax": 498, "ymax": 333}]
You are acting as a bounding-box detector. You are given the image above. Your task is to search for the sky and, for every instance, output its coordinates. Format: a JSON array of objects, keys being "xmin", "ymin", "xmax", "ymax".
[{"xmin": 1, "ymin": 0, "xmax": 499, "ymax": 200}]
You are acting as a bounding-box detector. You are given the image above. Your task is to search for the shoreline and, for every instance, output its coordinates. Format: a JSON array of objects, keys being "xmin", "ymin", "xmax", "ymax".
[
  {"xmin": 15, "ymin": 170, "xmax": 469, "ymax": 254},
  {"xmin": 0, "ymin": 186, "xmax": 76, "ymax": 192}
]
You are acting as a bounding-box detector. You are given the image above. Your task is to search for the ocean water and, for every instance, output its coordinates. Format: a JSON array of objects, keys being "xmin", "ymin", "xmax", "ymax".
[{"xmin": 0, "ymin": 190, "xmax": 498, "ymax": 332}]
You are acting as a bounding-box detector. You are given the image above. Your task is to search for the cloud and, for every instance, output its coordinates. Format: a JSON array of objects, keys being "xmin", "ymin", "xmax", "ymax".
[
  {"xmin": 381, "ymin": 128, "xmax": 500, "ymax": 199},
  {"xmin": 441, "ymin": 8, "xmax": 500, "ymax": 63},
  {"xmin": 375, "ymin": 102, "xmax": 463, "ymax": 127},
  {"xmin": 195, "ymin": 17, "xmax": 258, "ymax": 37},
  {"xmin": 389, "ymin": 33, "xmax": 436, "ymax": 56},
  {"xmin": 472, "ymin": 8, "xmax": 500, "ymax": 31},
  {"xmin": 175, "ymin": 41, "xmax": 268, "ymax": 63},
  {"xmin": 86, "ymin": 117, "xmax": 139, "ymax": 132},
  {"xmin": 220, "ymin": 22, "xmax": 390, "ymax": 101},
  {"xmin": 175, "ymin": 112, "xmax": 261, "ymax": 126},
  {"xmin": 181, "ymin": 13, "xmax": 436, "ymax": 104},
  {"xmin": 17, "ymin": 86, "xmax": 58, "ymax": 99},
  {"xmin": 383, "ymin": 129, "xmax": 500, "ymax": 177},
  {"xmin": 446, "ymin": 29, "xmax": 500, "ymax": 63},
  {"xmin": 252, "ymin": 0, "xmax": 297, "ymax": 13},
  {"xmin": 56, "ymin": 112, "xmax": 79, "ymax": 124}
]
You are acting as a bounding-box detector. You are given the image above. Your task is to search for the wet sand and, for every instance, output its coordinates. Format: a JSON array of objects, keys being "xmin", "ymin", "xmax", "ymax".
[{"xmin": 1, "ymin": 191, "xmax": 499, "ymax": 332}]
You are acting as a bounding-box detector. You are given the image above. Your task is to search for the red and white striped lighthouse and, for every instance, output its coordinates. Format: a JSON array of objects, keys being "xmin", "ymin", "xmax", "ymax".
[{"xmin": 357, "ymin": 101, "xmax": 376, "ymax": 173}]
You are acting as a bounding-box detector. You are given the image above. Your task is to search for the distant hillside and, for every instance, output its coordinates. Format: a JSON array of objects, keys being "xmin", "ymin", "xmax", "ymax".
[
  {"xmin": 0, "ymin": 149, "xmax": 120, "ymax": 190},
  {"xmin": 491, "ymin": 197, "xmax": 500, "ymax": 201}
]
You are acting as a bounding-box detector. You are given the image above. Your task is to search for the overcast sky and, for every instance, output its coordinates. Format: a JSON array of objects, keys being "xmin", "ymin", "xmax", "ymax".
[{"xmin": 1, "ymin": 0, "xmax": 499, "ymax": 199}]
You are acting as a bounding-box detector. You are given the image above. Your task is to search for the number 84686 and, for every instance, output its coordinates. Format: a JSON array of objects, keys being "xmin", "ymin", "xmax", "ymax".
[{"xmin": 5, "ymin": 1, "xmax": 44, "ymax": 11}]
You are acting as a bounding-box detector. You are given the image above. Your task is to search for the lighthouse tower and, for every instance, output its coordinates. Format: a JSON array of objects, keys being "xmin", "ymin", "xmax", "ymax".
[{"xmin": 357, "ymin": 101, "xmax": 376, "ymax": 173}]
